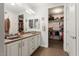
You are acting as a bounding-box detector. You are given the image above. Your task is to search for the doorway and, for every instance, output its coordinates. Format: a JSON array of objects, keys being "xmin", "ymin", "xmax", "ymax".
[{"xmin": 48, "ymin": 6, "xmax": 64, "ymax": 49}]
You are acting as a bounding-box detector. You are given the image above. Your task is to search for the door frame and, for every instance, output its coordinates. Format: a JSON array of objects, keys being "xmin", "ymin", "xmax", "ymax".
[{"xmin": 48, "ymin": 5, "xmax": 65, "ymax": 50}]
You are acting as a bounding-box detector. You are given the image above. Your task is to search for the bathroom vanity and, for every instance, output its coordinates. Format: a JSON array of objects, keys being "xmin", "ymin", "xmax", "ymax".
[{"xmin": 4, "ymin": 32, "xmax": 41, "ymax": 56}]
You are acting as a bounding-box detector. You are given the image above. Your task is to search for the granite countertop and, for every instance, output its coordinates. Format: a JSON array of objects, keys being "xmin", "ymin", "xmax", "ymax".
[{"xmin": 5, "ymin": 32, "xmax": 40, "ymax": 44}]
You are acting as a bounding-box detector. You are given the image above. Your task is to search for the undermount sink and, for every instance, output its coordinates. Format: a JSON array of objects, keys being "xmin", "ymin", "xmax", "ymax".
[{"xmin": 21, "ymin": 33, "xmax": 33, "ymax": 38}]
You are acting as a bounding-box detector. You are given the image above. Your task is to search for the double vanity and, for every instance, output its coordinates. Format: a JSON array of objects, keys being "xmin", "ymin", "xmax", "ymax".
[{"xmin": 4, "ymin": 32, "xmax": 41, "ymax": 56}]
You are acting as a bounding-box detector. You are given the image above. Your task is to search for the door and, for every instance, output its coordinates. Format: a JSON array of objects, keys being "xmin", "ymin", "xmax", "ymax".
[
  {"xmin": 6, "ymin": 41, "xmax": 20, "ymax": 56},
  {"xmin": 66, "ymin": 3, "xmax": 77, "ymax": 56},
  {"xmin": 77, "ymin": 3, "xmax": 79, "ymax": 56},
  {"xmin": 22, "ymin": 38, "xmax": 29, "ymax": 56}
]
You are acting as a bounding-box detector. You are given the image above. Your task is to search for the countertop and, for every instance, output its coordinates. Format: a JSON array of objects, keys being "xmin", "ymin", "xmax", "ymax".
[{"xmin": 5, "ymin": 32, "xmax": 40, "ymax": 44}]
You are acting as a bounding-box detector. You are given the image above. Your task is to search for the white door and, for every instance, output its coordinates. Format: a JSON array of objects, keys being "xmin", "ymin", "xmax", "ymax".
[
  {"xmin": 66, "ymin": 3, "xmax": 77, "ymax": 56},
  {"xmin": 22, "ymin": 38, "xmax": 29, "ymax": 56},
  {"xmin": 77, "ymin": 3, "xmax": 79, "ymax": 56},
  {"xmin": 6, "ymin": 41, "xmax": 19, "ymax": 56}
]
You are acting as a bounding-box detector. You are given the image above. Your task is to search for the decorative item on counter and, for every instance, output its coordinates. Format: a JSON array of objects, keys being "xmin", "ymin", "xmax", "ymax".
[{"xmin": 17, "ymin": 32, "xmax": 21, "ymax": 36}]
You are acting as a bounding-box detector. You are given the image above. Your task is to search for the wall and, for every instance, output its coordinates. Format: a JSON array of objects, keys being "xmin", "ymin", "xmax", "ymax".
[
  {"xmin": 33, "ymin": 6, "xmax": 48, "ymax": 47},
  {"xmin": 0, "ymin": 3, "xmax": 4, "ymax": 55},
  {"xmin": 4, "ymin": 9, "xmax": 18, "ymax": 34}
]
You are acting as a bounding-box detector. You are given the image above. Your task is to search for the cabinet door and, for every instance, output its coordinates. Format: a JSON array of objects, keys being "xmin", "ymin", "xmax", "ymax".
[
  {"xmin": 22, "ymin": 38, "xmax": 29, "ymax": 56},
  {"xmin": 6, "ymin": 41, "xmax": 20, "ymax": 56},
  {"xmin": 34, "ymin": 36, "xmax": 38, "ymax": 50},
  {"xmin": 37, "ymin": 35, "xmax": 40, "ymax": 47},
  {"xmin": 35, "ymin": 35, "xmax": 40, "ymax": 49},
  {"xmin": 29, "ymin": 37, "xmax": 35, "ymax": 55}
]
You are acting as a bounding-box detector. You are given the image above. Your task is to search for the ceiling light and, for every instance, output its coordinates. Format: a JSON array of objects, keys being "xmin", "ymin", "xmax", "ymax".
[
  {"xmin": 52, "ymin": 8, "xmax": 63, "ymax": 14},
  {"xmin": 28, "ymin": 9, "xmax": 35, "ymax": 14},
  {"xmin": 25, "ymin": 8, "xmax": 35, "ymax": 15},
  {"xmin": 25, "ymin": 10, "xmax": 32, "ymax": 15}
]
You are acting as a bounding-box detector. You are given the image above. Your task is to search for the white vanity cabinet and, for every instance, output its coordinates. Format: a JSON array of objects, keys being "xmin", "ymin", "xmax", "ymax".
[
  {"xmin": 6, "ymin": 40, "xmax": 22, "ymax": 56},
  {"xmin": 5, "ymin": 34, "xmax": 41, "ymax": 56}
]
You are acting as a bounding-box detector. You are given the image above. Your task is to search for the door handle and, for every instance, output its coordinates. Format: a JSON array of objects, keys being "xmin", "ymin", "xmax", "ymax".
[{"xmin": 70, "ymin": 36, "xmax": 76, "ymax": 39}]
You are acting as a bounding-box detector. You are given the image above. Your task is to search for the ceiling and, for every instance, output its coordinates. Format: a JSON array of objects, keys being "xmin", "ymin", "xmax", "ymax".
[{"xmin": 4, "ymin": 3, "xmax": 64, "ymax": 14}]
